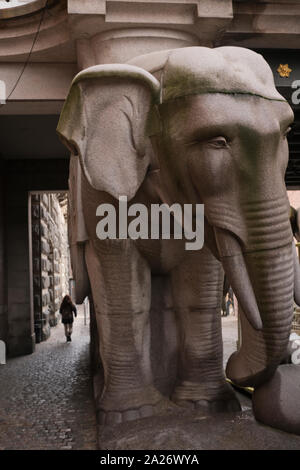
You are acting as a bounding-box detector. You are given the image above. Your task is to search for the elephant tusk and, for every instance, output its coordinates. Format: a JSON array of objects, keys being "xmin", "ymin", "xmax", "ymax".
[{"xmin": 214, "ymin": 227, "xmax": 263, "ymax": 331}]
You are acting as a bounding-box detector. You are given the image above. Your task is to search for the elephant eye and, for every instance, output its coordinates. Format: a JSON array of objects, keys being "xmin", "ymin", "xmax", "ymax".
[{"xmin": 207, "ymin": 136, "xmax": 229, "ymax": 149}]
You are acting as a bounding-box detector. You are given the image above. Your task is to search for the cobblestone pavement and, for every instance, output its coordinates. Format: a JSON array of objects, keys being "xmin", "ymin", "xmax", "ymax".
[
  {"xmin": 0, "ymin": 312, "xmax": 239, "ymax": 450},
  {"xmin": 0, "ymin": 306, "xmax": 98, "ymax": 450}
]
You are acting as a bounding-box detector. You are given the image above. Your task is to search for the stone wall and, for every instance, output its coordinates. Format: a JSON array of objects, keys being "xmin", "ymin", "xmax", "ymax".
[{"xmin": 31, "ymin": 193, "xmax": 70, "ymax": 343}]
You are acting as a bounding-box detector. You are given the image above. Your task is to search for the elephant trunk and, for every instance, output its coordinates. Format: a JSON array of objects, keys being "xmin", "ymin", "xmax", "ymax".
[{"xmin": 214, "ymin": 199, "xmax": 295, "ymax": 388}]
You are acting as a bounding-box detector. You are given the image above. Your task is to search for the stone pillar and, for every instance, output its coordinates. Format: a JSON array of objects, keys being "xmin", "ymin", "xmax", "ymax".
[
  {"xmin": 6, "ymin": 186, "xmax": 35, "ymax": 357},
  {"xmin": 0, "ymin": 160, "xmax": 8, "ymax": 345},
  {"xmin": 3, "ymin": 160, "xmax": 69, "ymax": 358}
]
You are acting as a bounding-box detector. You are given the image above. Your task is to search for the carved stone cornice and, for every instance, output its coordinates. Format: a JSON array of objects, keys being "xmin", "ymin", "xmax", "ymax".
[
  {"xmin": 0, "ymin": 0, "xmax": 75, "ymax": 62},
  {"xmin": 222, "ymin": 0, "xmax": 300, "ymax": 49},
  {"xmin": 0, "ymin": 0, "xmax": 57, "ymax": 20},
  {"xmin": 67, "ymin": 0, "xmax": 233, "ymax": 44}
]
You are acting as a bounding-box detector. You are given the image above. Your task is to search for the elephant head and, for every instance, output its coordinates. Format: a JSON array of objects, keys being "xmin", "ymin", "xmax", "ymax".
[{"xmin": 57, "ymin": 46, "xmax": 297, "ymax": 391}]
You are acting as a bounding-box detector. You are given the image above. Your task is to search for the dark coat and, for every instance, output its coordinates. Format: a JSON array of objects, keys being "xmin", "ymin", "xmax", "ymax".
[{"xmin": 59, "ymin": 302, "xmax": 77, "ymax": 324}]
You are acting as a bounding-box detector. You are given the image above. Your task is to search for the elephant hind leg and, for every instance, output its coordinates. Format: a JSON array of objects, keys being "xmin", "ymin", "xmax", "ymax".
[
  {"xmin": 170, "ymin": 245, "xmax": 241, "ymax": 413},
  {"xmin": 85, "ymin": 239, "xmax": 170, "ymax": 424}
]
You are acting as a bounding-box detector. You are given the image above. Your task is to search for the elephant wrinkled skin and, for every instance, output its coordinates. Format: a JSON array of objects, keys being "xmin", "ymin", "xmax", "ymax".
[{"xmin": 57, "ymin": 46, "xmax": 300, "ymax": 433}]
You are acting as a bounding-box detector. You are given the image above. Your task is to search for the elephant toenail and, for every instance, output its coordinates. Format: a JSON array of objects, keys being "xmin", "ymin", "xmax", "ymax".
[
  {"xmin": 106, "ymin": 411, "xmax": 122, "ymax": 424},
  {"xmin": 195, "ymin": 400, "xmax": 210, "ymax": 409},
  {"xmin": 123, "ymin": 409, "xmax": 140, "ymax": 422},
  {"xmin": 175, "ymin": 399, "xmax": 196, "ymax": 410},
  {"xmin": 140, "ymin": 405, "xmax": 153, "ymax": 418}
]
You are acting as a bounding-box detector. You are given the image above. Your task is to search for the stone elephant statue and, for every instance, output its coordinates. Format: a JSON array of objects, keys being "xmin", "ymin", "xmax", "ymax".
[{"xmin": 57, "ymin": 46, "xmax": 300, "ymax": 433}]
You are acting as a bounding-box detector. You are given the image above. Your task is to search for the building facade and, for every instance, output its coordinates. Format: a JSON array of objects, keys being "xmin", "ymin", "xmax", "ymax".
[
  {"xmin": 31, "ymin": 192, "xmax": 70, "ymax": 343},
  {"xmin": 0, "ymin": 0, "xmax": 300, "ymax": 356}
]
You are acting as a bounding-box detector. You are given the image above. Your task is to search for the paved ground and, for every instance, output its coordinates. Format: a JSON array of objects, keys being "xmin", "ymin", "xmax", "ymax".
[
  {"xmin": 0, "ymin": 306, "xmax": 97, "ymax": 450},
  {"xmin": 98, "ymin": 398, "xmax": 300, "ymax": 450},
  {"xmin": 2, "ymin": 312, "xmax": 300, "ymax": 450},
  {"xmin": 0, "ymin": 313, "xmax": 244, "ymax": 451}
]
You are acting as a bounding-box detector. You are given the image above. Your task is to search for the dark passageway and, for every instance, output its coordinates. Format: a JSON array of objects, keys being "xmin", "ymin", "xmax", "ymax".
[{"xmin": 0, "ymin": 306, "xmax": 97, "ymax": 450}]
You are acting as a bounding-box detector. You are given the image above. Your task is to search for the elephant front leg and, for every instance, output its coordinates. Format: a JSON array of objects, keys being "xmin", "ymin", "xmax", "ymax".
[
  {"xmin": 85, "ymin": 239, "xmax": 167, "ymax": 424},
  {"xmin": 170, "ymin": 245, "xmax": 241, "ymax": 413}
]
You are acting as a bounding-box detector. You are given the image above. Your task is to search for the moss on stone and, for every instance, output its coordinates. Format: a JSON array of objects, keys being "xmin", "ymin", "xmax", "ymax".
[
  {"xmin": 163, "ymin": 66, "xmax": 287, "ymax": 103},
  {"xmin": 57, "ymin": 84, "xmax": 81, "ymax": 133}
]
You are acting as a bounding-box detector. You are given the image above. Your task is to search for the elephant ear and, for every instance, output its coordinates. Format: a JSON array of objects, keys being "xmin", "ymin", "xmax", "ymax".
[{"xmin": 57, "ymin": 64, "xmax": 160, "ymax": 200}]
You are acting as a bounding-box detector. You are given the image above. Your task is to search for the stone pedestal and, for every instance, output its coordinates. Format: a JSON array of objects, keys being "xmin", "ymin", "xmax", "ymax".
[{"xmin": 97, "ymin": 392, "xmax": 300, "ymax": 450}]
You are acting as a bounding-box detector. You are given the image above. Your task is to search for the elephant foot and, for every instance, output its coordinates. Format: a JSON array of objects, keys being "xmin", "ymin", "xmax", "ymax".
[
  {"xmin": 171, "ymin": 379, "xmax": 241, "ymax": 413},
  {"xmin": 97, "ymin": 386, "xmax": 172, "ymax": 425}
]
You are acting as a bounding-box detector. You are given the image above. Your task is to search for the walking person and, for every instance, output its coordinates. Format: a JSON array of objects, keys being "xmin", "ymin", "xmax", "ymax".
[
  {"xmin": 224, "ymin": 286, "xmax": 233, "ymax": 316},
  {"xmin": 221, "ymin": 276, "xmax": 230, "ymax": 316},
  {"xmin": 59, "ymin": 295, "xmax": 77, "ymax": 342}
]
